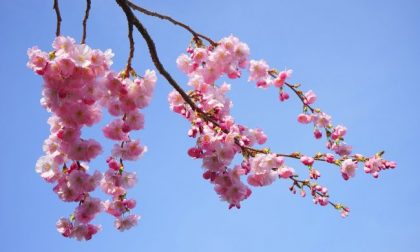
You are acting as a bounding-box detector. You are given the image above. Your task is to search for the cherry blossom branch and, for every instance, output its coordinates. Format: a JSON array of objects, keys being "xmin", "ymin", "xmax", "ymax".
[
  {"xmin": 116, "ymin": 0, "xmax": 394, "ymax": 216},
  {"xmin": 53, "ymin": 0, "xmax": 62, "ymax": 37},
  {"xmin": 81, "ymin": 0, "xmax": 91, "ymax": 44},
  {"xmin": 115, "ymin": 0, "xmax": 212, "ymax": 120},
  {"xmin": 116, "ymin": 0, "xmax": 335, "ymax": 167},
  {"xmin": 126, "ymin": 1, "xmax": 217, "ymax": 46}
]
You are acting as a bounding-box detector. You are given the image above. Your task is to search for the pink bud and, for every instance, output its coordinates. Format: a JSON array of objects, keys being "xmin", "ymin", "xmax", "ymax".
[
  {"xmin": 313, "ymin": 128, "xmax": 322, "ymax": 139},
  {"xmin": 279, "ymin": 91, "xmax": 289, "ymax": 102},
  {"xmin": 187, "ymin": 147, "xmax": 202, "ymax": 159},
  {"xmin": 300, "ymin": 155, "xmax": 315, "ymax": 166}
]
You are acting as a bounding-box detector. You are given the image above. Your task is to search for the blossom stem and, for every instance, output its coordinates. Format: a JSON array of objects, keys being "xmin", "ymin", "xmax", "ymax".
[
  {"xmin": 53, "ymin": 0, "xmax": 62, "ymax": 37},
  {"xmin": 81, "ymin": 0, "xmax": 91, "ymax": 44},
  {"xmin": 289, "ymin": 176, "xmax": 338, "ymax": 208},
  {"xmin": 125, "ymin": 22, "xmax": 135, "ymax": 76}
]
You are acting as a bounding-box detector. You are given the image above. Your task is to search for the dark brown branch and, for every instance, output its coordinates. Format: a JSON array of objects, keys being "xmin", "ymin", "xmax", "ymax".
[
  {"xmin": 53, "ymin": 0, "xmax": 62, "ymax": 37},
  {"xmin": 81, "ymin": 0, "xmax": 91, "ymax": 44},
  {"xmin": 116, "ymin": 0, "xmax": 202, "ymax": 113},
  {"xmin": 127, "ymin": 1, "xmax": 217, "ymax": 46}
]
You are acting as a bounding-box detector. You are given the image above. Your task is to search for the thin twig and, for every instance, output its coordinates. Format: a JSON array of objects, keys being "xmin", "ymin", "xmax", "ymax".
[
  {"xmin": 81, "ymin": 0, "xmax": 91, "ymax": 44},
  {"xmin": 127, "ymin": 1, "xmax": 217, "ymax": 46},
  {"xmin": 125, "ymin": 22, "xmax": 135, "ymax": 76},
  {"xmin": 116, "ymin": 0, "xmax": 202, "ymax": 113},
  {"xmin": 53, "ymin": 0, "xmax": 62, "ymax": 37}
]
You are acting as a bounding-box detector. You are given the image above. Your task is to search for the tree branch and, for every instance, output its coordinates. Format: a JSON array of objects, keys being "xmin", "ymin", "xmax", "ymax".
[
  {"xmin": 81, "ymin": 0, "xmax": 91, "ymax": 44},
  {"xmin": 127, "ymin": 1, "xmax": 217, "ymax": 46},
  {"xmin": 53, "ymin": 0, "xmax": 62, "ymax": 37}
]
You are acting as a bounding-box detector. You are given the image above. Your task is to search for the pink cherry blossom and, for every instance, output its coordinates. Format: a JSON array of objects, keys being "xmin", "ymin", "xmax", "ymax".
[
  {"xmin": 35, "ymin": 155, "xmax": 61, "ymax": 183},
  {"xmin": 340, "ymin": 159, "xmax": 357, "ymax": 180},
  {"xmin": 304, "ymin": 90, "xmax": 317, "ymax": 105},
  {"xmin": 331, "ymin": 125, "xmax": 347, "ymax": 140},
  {"xmin": 273, "ymin": 69, "xmax": 292, "ymax": 88},
  {"xmin": 103, "ymin": 119, "xmax": 128, "ymax": 141},
  {"xmin": 278, "ymin": 166, "xmax": 295, "ymax": 179},
  {"xmin": 74, "ymin": 197, "xmax": 103, "ymax": 224},
  {"xmin": 297, "ymin": 113, "xmax": 312, "ymax": 124},
  {"xmin": 115, "ymin": 214, "xmax": 140, "ymax": 231},
  {"xmin": 249, "ymin": 59, "xmax": 269, "ymax": 82}
]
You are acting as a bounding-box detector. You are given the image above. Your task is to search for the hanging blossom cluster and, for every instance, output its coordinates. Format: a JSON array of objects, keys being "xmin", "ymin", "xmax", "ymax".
[
  {"xmin": 171, "ymin": 35, "xmax": 396, "ymax": 216},
  {"xmin": 27, "ymin": 36, "xmax": 156, "ymax": 240}
]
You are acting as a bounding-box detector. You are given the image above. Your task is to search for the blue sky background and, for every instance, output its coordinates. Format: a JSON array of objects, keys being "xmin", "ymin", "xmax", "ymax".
[{"xmin": 0, "ymin": 0, "xmax": 419, "ymax": 251}]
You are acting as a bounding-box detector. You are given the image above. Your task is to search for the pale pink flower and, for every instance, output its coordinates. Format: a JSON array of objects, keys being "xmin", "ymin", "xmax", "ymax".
[
  {"xmin": 304, "ymin": 90, "xmax": 317, "ymax": 104},
  {"xmin": 121, "ymin": 171, "xmax": 137, "ymax": 189},
  {"xmin": 124, "ymin": 110, "xmax": 144, "ymax": 132},
  {"xmin": 54, "ymin": 181, "xmax": 83, "ymax": 202},
  {"xmin": 74, "ymin": 197, "xmax": 103, "ymax": 224},
  {"xmin": 52, "ymin": 36, "xmax": 76, "ymax": 55},
  {"xmin": 340, "ymin": 207, "xmax": 350, "ymax": 218},
  {"xmin": 274, "ymin": 69, "xmax": 292, "ymax": 88},
  {"xmin": 103, "ymin": 119, "xmax": 128, "ymax": 141},
  {"xmin": 104, "ymin": 198, "xmax": 136, "ymax": 217},
  {"xmin": 115, "ymin": 214, "xmax": 140, "ymax": 231},
  {"xmin": 56, "ymin": 127, "xmax": 81, "ymax": 143},
  {"xmin": 248, "ymin": 128, "xmax": 267, "ymax": 145},
  {"xmin": 340, "ymin": 159, "xmax": 357, "ymax": 180},
  {"xmin": 176, "ymin": 54, "xmax": 192, "ymax": 74},
  {"xmin": 56, "ymin": 218, "xmax": 73, "ymax": 237},
  {"xmin": 249, "ymin": 59, "xmax": 269, "ymax": 82},
  {"xmin": 67, "ymin": 170, "xmax": 90, "ymax": 194},
  {"xmin": 297, "ymin": 113, "xmax": 312, "ymax": 124},
  {"xmin": 84, "ymin": 170, "xmax": 103, "ymax": 192},
  {"xmin": 331, "ymin": 125, "xmax": 347, "ymax": 140},
  {"xmin": 35, "ymin": 155, "xmax": 60, "ymax": 183},
  {"xmin": 309, "ymin": 168, "xmax": 321, "ymax": 179},
  {"xmin": 112, "ymin": 140, "xmax": 147, "ymax": 161},
  {"xmin": 278, "ymin": 166, "xmax": 295, "ymax": 179},
  {"xmin": 106, "ymin": 98, "xmax": 124, "ymax": 116},
  {"xmin": 364, "ymin": 156, "xmax": 384, "ymax": 178},
  {"xmin": 64, "ymin": 139, "xmax": 101, "ymax": 161},
  {"xmin": 313, "ymin": 112, "xmax": 331, "ymax": 128},
  {"xmin": 332, "ymin": 143, "xmax": 352, "ymax": 156},
  {"xmin": 71, "ymin": 223, "xmax": 101, "ymax": 241},
  {"xmin": 247, "ymin": 173, "xmax": 276, "ymax": 187},
  {"xmin": 70, "ymin": 44, "xmax": 92, "ymax": 67},
  {"xmin": 27, "ymin": 47, "xmax": 49, "ymax": 74},
  {"xmin": 57, "ymin": 57, "xmax": 75, "ymax": 78}
]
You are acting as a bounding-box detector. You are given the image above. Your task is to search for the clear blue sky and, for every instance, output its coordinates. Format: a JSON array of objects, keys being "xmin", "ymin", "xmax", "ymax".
[{"xmin": 0, "ymin": 0, "xmax": 419, "ymax": 251}]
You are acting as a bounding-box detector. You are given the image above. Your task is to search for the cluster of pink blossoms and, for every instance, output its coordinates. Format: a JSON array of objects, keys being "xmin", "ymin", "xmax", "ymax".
[
  {"xmin": 100, "ymin": 69, "xmax": 156, "ymax": 231},
  {"xmin": 248, "ymin": 57, "xmax": 396, "ymax": 181},
  {"xmin": 28, "ymin": 36, "xmax": 155, "ymax": 240},
  {"xmin": 28, "ymin": 30, "xmax": 396, "ymax": 239},
  {"xmin": 172, "ymin": 36, "xmax": 300, "ymax": 209},
  {"xmin": 172, "ymin": 35, "xmax": 396, "ymax": 214}
]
